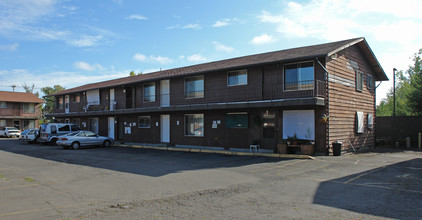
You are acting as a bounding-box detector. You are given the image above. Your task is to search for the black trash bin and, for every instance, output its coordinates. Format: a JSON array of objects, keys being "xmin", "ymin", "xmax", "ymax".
[{"xmin": 332, "ymin": 142, "xmax": 342, "ymax": 156}]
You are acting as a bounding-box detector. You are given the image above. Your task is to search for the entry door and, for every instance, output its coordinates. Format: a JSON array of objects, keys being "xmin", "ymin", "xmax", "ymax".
[
  {"xmin": 108, "ymin": 117, "xmax": 115, "ymax": 139},
  {"xmin": 110, "ymin": 89, "xmax": 115, "ymax": 110},
  {"xmin": 65, "ymin": 95, "xmax": 69, "ymax": 113},
  {"xmin": 89, "ymin": 118, "xmax": 99, "ymax": 134},
  {"xmin": 160, "ymin": 80, "xmax": 170, "ymax": 107},
  {"xmin": 262, "ymin": 110, "xmax": 277, "ymax": 149},
  {"xmin": 161, "ymin": 115, "xmax": 170, "ymax": 143}
]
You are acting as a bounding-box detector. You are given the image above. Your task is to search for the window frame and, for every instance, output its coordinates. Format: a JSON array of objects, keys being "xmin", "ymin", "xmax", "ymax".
[
  {"xmin": 367, "ymin": 74, "xmax": 374, "ymax": 90},
  {"xmin": 73, "ymin": 94, "xmax": 80, "ymax": 103},
  {"xmin": 185, "ymin": 75, "xmax": 204, "ymax": 99},
  {"xmin": 143, "ymin": 82, "xmax": 156, "ymax": 103},
  {"xmin": 227, "ymin": 69, "xmax": 248, "ymax": 87},
  {"xmin": 0, "ymin": 101, "xmax": 7, "ymax": 109},
  {"xmin": 356, "ymin": 71, "xmax": 363, "ymax": 92},
  {"xmin": 138, "ymin": 116, "xmax": 151, "ymax": 128},
  {"xmin": 184, "ymin": 114, "xmax": 204, "ymax": 137},
  {"xmin": 0, "ymin": 119, "xmax": 6, "ymax": 127},
  {"xmin": 58, "ymin": 97, "xmax": 64, "ymax": 109},
  {"xmin": 283, "ymin": 61, "xmax": 315, "ymax": 91},
  {"xmin": 23, "ymin": 103, "xmax": 35, "ymax": 114}
]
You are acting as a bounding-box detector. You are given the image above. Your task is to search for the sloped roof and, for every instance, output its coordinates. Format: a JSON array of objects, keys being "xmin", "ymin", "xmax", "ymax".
[
  {"xmin": 51, "ymin": 37, "xmax": 387, "ymax": 96},
  {"xmin": 0, "ymin": 91, "xmax": 44, "ymax": 103}
]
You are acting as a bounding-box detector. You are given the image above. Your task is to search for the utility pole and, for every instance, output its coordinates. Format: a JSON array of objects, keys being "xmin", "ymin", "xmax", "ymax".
[{"xmin": 393, "ymin": 68, "xmax": 397, "ymax": 117}]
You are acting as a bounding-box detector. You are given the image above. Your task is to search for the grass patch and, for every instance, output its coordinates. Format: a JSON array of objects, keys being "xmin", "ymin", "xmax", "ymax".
[
  {"xmin": 24, "ymin": 177, "xmax": 35, "ymax": 182},
  {"xmin": 0, "ymin": 174, "xmax": 9, "ymax": 180}
]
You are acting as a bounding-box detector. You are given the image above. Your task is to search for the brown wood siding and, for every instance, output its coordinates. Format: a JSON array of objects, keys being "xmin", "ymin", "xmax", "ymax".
[{"xmin": 327, "ymin": 45, "xmax": 376, "ymax": 150}]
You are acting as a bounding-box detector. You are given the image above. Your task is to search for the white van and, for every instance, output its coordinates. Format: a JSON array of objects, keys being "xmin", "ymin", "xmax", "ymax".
[{"xmin": 38, "ymin": 123, "xmax": 80, "ymax": 145}]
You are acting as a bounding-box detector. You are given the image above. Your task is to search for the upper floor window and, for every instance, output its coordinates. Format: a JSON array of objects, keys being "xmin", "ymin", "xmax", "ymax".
[
  {"xmin": 185, "ymin": 75, "xmax": 204, "ymax": 99},
  {"xmin": 23, "ymin": 103, "xmax": 35, "ymax": 113},
  {"xmin": 0, "ymin": 101, "xmax": 6, "ymax": 109},
  {"xmin": 228, "ymin": 70, "xmax": 247, "ymax": 86},
  {"xmin": 58, "ymin": 97, "xmax": 64, "ymax": 109},
  {"xmin": 284, "ymin": 61, "xmax": 314, "ymax": 91},
  {"xmin": 356, "ymin": 71, "xmax": 363, "ymax": 91},
  {"xmin": 73, "ymin": 94, "xmax": 80, "ymax": 103},
  {"xmin": 367, "ymin": 74, "xmax": 374, "ymax": 90},
  {"xmin": 143, "ymin": 83, "xmax": 156, "ymax": 102}
]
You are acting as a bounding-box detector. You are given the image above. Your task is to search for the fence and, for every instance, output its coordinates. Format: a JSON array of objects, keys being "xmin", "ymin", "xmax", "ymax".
[{"xmin": 376, "ymin": 116, "xmax": 422, "ymax": 147}]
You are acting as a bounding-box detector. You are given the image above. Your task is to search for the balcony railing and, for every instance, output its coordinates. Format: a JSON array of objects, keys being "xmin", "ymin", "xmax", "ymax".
[{"xmin": 64, "ymin": 80, "xmax": 326, "ymax": 114}]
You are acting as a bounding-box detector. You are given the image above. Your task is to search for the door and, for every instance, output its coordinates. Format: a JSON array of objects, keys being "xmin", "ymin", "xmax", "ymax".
[
  {"xmin": 160, "ymin": 80, "xmax": 170, "ymax": 107},
  {"xmin": 65, "ymin": 95, "xmax": 69, "ymax": 113},
  {"xmin": 161, "ymin": 115, "xmax": 170, "ymax": 143},
  {"xmin": 108, "ymin": 117, "xmax": 115, "ymax": 139},
  {"xmin": 262, "ymin": 110, "xmax": 277, "ymax": 149},
  {"xmin": 89, "ymin": 118, "xmax": 99, "ymax": 134},
  {"xmin": 110, "ymin": 89, "xmax": 115, "ymax": 110}
]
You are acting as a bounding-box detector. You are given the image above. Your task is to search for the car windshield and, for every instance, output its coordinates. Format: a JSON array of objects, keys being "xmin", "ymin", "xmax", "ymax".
[
  {"xmin": 40, "ymin": 124, "xmax": 46, "ymax": 132},
  {"xmin": 85, "ymin": 131, "xmax": 97, "ymax": 137},
  {"xmin": 66, "ymin": 131, "xmax": 80, "ymax": 136},
  {"xmin": 21, "ymin": 130, "xmax": 31, "ymax": 135}
]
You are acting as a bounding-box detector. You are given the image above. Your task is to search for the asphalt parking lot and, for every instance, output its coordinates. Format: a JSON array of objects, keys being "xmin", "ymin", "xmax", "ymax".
[{"xmin": 0, "ymin": 138, "xmax": 421, "ymax": 219}]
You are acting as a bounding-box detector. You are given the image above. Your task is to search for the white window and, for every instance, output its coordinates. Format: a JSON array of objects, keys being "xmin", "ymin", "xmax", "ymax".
[
  {"xmin": 228, "ymin": 70, "xmax": 247, "ymax": 86},
  {"xmin": 185, "ymin": 76, "xmax": 204, "ymax": 99},
  {"xmin": 356, "ymin": 71, "xmax": 363, "ymax": 91},
  {"xmin": 356, "ymin": 111, "xmax": 364, "ymax": 133},
  {"xmin": 0, "ymin": 101, "xmax": 6, "ymax": 108},
  {"xmin": 138, "ymin": 116, "xmax": 151, "ymax": 128},
  {"xmin": 185, "ymin": 114, "xmax": 204, "ymax": 136},
  {"xmin": 0, "ymin": 120, "xmax": 6, "ymax": 127},
  {"xmin": 86, "ymin": 89, "xmax": 100, "ymax": 105},
  {"xmin": 284, "ymin": 61, "xmax": 314, "ymax": 91},
  {"xmin": 143, "ymin": 83, "xmax": 156, "ymax": 102},
  {"xmin": 367, "ymin": 113, "xmax": 374, "ymax": 130},
  {"xmin": 23, "ymin": 103, "xmax": 35, "ymax": 113},
  {"xmin": 367, "ymin": 74, "xmax": 374, "ymax": 90},
  {"xmin": 283, "ymin": 110, "xmax": 315, "ymax": 140}
]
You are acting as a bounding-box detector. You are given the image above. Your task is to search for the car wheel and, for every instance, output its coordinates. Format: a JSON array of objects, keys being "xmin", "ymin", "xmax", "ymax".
[
  {"xmin": 103, "ymin": 140, "xmax": 111, "ymax": 148},
  {"xmin": 49, "ymin": 138, "xmax": 58, "ymax": 146},
  {"xmin": 71, "ymin": 142, "xmax": 80, "ymax": 150}
]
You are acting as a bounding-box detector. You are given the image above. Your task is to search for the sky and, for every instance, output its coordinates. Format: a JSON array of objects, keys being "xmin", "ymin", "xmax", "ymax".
[{"xmin": 1, "ymin": 0, "xmax": 422, "ymax": 105}]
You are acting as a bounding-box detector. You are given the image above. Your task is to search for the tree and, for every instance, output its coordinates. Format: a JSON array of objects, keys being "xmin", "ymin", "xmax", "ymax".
[
  {"xmin": 22, "ymin": 83, "xmax": 40, "ymax": 97},
  {"xmin": 129, "ymin": 71, "xmax": 142, "ymax": 76},
  {"xmin": 376, "ymin": 49, "xmax": 422, "ymax": 116},
  {"xmin": 407, "ymin": 49, "xmax": 422, "ymax": 115},
  {"xmin": 41, "ymin": 85, "xmax": 65, "ymax": 116}
]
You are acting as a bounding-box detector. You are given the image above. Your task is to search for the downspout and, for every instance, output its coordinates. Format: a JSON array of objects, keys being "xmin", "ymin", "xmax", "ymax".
[{"xmin": 315, "ymin": 57, "xmax": 330, "ymax": 155}]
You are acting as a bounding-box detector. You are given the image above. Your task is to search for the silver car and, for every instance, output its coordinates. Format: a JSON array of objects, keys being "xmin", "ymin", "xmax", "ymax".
[{"xmin": 56, "ymin": 130, "xmax": 114, "ymax": 150}]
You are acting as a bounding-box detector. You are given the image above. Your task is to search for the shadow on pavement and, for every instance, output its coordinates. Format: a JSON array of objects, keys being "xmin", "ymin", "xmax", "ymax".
[{"xmin": 313, "ymin": 158, "xmax": 422, "ymax": 219}]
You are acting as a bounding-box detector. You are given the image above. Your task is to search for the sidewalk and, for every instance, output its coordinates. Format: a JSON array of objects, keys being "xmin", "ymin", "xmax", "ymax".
[{"xmin": 114, "ymin": 143, "xmax": 315, "ymax": 159}]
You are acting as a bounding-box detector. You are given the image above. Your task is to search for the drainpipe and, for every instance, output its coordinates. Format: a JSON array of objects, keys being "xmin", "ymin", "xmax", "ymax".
[{"xmin": 315, "ymin": 57, "xmax": 330, "ymax": 155}]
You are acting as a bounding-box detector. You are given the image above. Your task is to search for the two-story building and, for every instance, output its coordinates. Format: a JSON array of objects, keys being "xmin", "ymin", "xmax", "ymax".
[
  {"xmin": 0, "ymin": 91, "xmax": 44, "ymax": 130},
  {"xmin": 48, "ymin": 37, "xmax": 388, "ymax": 154}
]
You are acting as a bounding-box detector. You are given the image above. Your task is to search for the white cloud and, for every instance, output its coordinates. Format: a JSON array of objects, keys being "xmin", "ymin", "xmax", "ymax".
[
  {"xmin": 133, "ymin": 53, "xmax": 173, "ymax": 64},
  {"xmin": 187, "ymin": 54, "xmax": 207, "ymax": 62},
  {"xmin": 126, "ymin": 14, "xmax": 148, "ymax": 20},
  {"xmin": 0, "ymin": 43, "xmax": 19, "ymax": 51},
  {"xmin": 212, "ymin": 20, "xmax": 229, "ymax": 27},
  {"xmin": 73, "ymin": 61, "xmax": 103, "ymax": 71},
  {"xmin": 251, "ymin": 34, "xmax": 276, "ymax": 45},
  {"xmin": 68, "ymin": 35, "xmax": 104, "ymax": 47},
  {"xmin": 167, "ymin": 24, "xmax": 202, "ymax": 30},
  {"xmin": 213, "ymin": 41, "xmax": 234, "ymax": 52}
]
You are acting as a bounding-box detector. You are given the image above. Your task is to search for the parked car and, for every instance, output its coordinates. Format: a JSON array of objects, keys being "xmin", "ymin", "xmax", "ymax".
[
  {"xmin": 38, "ymin": 123, "xmax": 80, "ymax": 145},
  {"xmin": 0, "ymin": 127, "xmax": 21, "ymax": 138},
  {"xmin": 20, "ymin": 129, "xmax": 40, "ymax": 143},
  {"xmin": 57, "ymin": 130, "xmax": 114, "ymax": 150}
]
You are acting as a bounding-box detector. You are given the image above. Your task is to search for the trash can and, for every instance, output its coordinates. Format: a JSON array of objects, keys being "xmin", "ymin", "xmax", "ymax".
[{"xmin": 332, "ymin": 142, "xmax": 342, "ymax": 156}]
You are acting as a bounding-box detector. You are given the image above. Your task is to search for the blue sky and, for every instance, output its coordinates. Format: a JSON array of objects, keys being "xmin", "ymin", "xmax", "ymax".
[{"xmin": 1, "ymin": 0, "xmax": 422, "ymax": 104}]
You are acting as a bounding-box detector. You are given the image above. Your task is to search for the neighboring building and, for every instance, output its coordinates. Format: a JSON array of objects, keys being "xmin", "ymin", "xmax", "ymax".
[
  {"xmin": 0, "ymin": 91, "xmax": 44, "ymax": 130},
  {"xmin": 48, "ymin": 37, "xmax": 388, "ymax": 153}
]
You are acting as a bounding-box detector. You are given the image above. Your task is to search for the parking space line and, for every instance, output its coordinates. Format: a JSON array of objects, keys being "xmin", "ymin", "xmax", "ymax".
[
  {"xmin": 344, "ymin": 166, "xmax": 386, "ymax": 184},
  {"xmin": 276, "ymin": 162, "xmax": 330, "ymax": 176},
  {"xmin": 0, "ymin": 183, "xmax": 41, "ymax": 190},
  {"xmin": 0, "ymin": 202, "xmax": 94, "ymax": 217},
  {"xmin": 249, "ymin": 160, "xmax": 305, "ymax": 173}
]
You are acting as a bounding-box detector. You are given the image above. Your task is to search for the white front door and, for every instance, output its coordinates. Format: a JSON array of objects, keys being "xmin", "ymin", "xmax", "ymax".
[
  {"xmin": 108, "ymin": 117, "xmax": 115, "ymax": 139},
  {"xmin": 160, "ymin": 80, "xmax": 170, "ymax": 107},
  {"xmin": 110, "ymin": 89, "xmax": 115, "ymax": 110},
  {"xmin": 65, "ymin": 95, "xmax": 69, "ymax": 113},
  {"xmin": 161, "ymin": 115, "xmax": 170, "ymax": 143}
]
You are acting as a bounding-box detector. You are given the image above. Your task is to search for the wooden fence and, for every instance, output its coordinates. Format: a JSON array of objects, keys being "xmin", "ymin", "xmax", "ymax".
[{"xmin": 376, "ymin": 116, "xmax": 422, "ymax": 147}]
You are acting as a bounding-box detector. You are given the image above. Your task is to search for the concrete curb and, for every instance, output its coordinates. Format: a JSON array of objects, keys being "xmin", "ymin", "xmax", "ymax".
[{"xmin": 114, "ymin": 144, "xmax": 315, "ymax": 160}]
